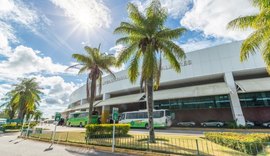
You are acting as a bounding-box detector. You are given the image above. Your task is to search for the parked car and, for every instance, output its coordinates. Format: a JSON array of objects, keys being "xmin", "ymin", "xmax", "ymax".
[
  {"xmin": 246, "ymin": 120, "xmax": 255, "ymax": 127},
  {"xmin": 262, "ymin": 121, "xmax": 270, "ymax": 128},
  {"xmin": 201, "ymin": 120, "xmax": 224, "ymax": 127},
  {"xmin": 177, "ymin": 121, "xmax": 196, "ymax": 127}
]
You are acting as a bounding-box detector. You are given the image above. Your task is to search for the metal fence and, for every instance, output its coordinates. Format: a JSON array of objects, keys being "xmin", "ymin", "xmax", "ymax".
[{"xmin": 24, "ymin": 130, "xmax": 270, "ymax": 156}]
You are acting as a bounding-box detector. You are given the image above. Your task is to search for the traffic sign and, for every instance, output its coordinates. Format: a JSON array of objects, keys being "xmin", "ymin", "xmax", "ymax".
[
  {"xmin": 112, "ymin": 107, "xmax": 119, "ymax": 121},
  {"xmin": 54, "ymin": 112, "xmax": 61, "ymax": 122}
]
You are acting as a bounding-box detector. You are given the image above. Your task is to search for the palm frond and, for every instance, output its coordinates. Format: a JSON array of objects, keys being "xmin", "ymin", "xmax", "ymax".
[
  {"xmin": 240, "ymin": 26, "xmax": 269, "ymax": 61},
  {"xmin": 227, "ymin": 15, "xmax": 257, "ymax": 30},
  {"xmin": 156, "ymin": 28, "xmax": 186, "ymax": 40},
  {"xmin": 116, "ymin": 43, "xmax": 138, "ymax": 66}
]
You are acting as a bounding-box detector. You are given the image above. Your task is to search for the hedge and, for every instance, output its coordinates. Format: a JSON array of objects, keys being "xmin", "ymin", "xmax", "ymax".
[
  {"xmin": 85, "ymin": 124, "xmax": 130, "ymax": 138},
  {"xmin": 205, "ymin": 132, "xmax": 270, "ymax": 155},
  {"xmin": 2, "ymin": 122, "xmax": 37, "ymax": 130}
]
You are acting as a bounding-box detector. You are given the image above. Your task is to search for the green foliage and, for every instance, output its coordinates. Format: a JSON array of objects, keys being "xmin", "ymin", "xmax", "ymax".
[
  {"xmin": 114, "ymin": 0, "xmax": 186, "ymax": 89},
  {"xmin": 6, "ymin": 78, "xmax": 43, "ymax": 120},
  {"xmin": 2, "ymin": 122, "xmax": 37, "ymax": 129},
  {"xmin": 67, "ymin": 45, "xmax": 115, "ymax": 124},
  {"xmin": 227, "ymin": 0, "xmax": 270, "ymax": 73},
  {"xmin": 85, "ymin": 124, "xmax": 130, "ymax": 138},
  {"xmin": 205, "ymin": 132, "xmax": 270, "ymax": 154}
]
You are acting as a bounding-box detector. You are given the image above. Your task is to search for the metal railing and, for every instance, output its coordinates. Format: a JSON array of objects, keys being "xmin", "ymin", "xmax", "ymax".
[{"xmin": 24, "ymin": 130, "xmax": 270, "ymax": 156}]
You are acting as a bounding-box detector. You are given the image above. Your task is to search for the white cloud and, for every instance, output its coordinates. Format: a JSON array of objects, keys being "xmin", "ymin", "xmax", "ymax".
[
  {"xmin": 109, "ymin": 44, "xmax": 126, "ymax": 72},
  {"xmin": 35, "ymin": 76, "xmax": 81, "ymax": 117},
  {"xmin": 181, "ymin": 0, "xmax": 258, "ymax": 40},
  {"xmin": 0, "ymin": 0, "xmax": 47, "ymax": 32},
  {"xmin": 0, "ymin": 22, "xmax": 17, "ymax": 51},
  {"xmin": 0, "ymin": 45, "xmax": 75, "ymax": 81},
  {"xmin": 132, "ymin": 0, "xmax": 192, "ymax": 18},
  {"xmin": 50, "ymin": 0, "xmax": 112, "ymax": 29}
]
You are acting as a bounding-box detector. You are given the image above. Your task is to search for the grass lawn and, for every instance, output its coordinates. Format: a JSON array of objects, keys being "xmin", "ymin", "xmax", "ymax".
[{"xmin": 28, "ymin": 131, "xmax": 258, "ymax": 156}]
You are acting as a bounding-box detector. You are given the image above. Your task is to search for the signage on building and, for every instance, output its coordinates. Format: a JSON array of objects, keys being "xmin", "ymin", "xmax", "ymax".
[{"xmin": 103, "ymin": 59, "xmax": 192, "ymax": 85}]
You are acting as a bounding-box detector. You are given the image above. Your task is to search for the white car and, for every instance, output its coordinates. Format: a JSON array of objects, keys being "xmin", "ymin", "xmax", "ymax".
[
  {"xmin": 201, "ymin": 120, "xmax": 224, "ymax": 127},
  {"xmin": 262, "ymin": 121, "xmax": 270, "ymax": 128},
  {"xmin": 246, "ymin": 121, "xmax": 254, "ymax": 127},
  {"xmin": 177, "ymin": 121, "xmax": 196, "ymax": 127}
]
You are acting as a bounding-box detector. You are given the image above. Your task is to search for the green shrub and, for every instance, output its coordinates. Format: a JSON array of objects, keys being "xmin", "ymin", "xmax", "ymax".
[
  {"xmin": 3, "ymin": 122, "xmax": 37, "ymax": 130},
  {"xmin": 85, "ymin": 124, "xmax": 130, "ymax": 138},
  {"xmin": 205, "ymin": 132, "xmax": 270, "ymax": 155}
]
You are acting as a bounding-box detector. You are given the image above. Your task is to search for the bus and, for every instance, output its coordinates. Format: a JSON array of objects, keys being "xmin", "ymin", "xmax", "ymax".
[
  {"xmin": 119, "ymin": 109, "xmax": 174, "ymax": 128},
  {"xmin": 67, "ymin": 111, "xmax": 100, "ymax": 127}
]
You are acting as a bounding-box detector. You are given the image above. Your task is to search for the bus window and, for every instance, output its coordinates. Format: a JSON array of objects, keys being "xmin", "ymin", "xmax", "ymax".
[
  {"xmin": 126, "ymin": 113, "xmax": 138, "ymax": 119},
  {"xmin": 120, "ymin": 113, "xmax": 125, "ymax": 120},
  {"xmin": 165, "ymin": 110, "xmax": 170, "ymax": 116},
  {"xmin": 153, "ymin": 111, "xmax": 164, "ymax": 118}
]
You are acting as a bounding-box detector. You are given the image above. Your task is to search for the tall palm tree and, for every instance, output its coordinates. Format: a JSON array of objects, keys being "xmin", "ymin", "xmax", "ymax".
[
  {"xmin": 114, "ymin": 0, "xmax": 186, "ymax": 142},
  {"xmin": 67, "ymin": 45, "xmax": 115, "ymax": 124},
  {"xmin": 227, "ymin": 0, "xmax": 270, "ymax": 71},
  {"xmin": 10, "ymin": 78, "xmax": 42, "ymax": 120}
]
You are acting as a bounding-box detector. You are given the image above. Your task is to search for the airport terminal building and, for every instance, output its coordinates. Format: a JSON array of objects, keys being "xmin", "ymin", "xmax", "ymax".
[{"xmin": 62, "ymin": 41, "xmax": 270, "ymax": 126}]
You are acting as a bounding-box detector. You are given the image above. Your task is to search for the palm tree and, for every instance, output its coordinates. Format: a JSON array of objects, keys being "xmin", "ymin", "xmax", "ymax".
[
  {"xmin": 114, "ymin": 0, "xmax": 186, "ymax": 142},
  {"xmin": 67, "ymin": 45, "xmax": 115, "ymax": 124},
  {"xmin": 227, "ymin": 0, "xmax": 270, "ymax": 71},
  {"xmin": 10, "ymin": 78, "xmax": 42, "ymax": 120},
  {"xmin": 0, "ymin": 92, "xmax": 18, "ymax": 119},
  {"xmin": 33, "ymin": 110, "xmax": 43, "ymax": 122}
]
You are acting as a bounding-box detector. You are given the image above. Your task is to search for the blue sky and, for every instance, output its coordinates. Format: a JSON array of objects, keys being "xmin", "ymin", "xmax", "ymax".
[{"xmin": 0, "ymin": 0, "xmax": 258, "ymax": 117}]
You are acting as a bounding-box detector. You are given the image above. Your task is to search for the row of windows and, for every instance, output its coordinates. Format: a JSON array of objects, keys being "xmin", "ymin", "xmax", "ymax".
[
  {"xmin": 154, "ymin": 92, "xmax": 270, "ymax": 110},
  {"xmin": 239, "ymin": 92, "xmax": 270, "ymax": 107},
  {"xmin": 125, "ymin": 111, "xmax": 164, "ymax": 119},
  {"xmin": 154, "ymin": 95, "xmax": 230, "ymax": 110}
]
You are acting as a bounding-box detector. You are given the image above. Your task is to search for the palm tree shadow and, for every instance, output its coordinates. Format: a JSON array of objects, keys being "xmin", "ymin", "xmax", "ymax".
[
  {"xmin": 44, "ymin": 143, "xmax": 53, "ymax": 152},
  {"xmin": 14, "ymin": 138, "xmax": 26, "ymax": 144}
]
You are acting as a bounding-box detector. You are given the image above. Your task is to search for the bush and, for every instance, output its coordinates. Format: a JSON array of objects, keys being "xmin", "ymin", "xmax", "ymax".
[
  {"xmin": 205, "ymin": 132, "xmax": 270, "ymax": 154},
  {"xmin": 85, "ymin": 124, "xmax": 130, "ymax": 138},
  {"xmin": 3, "ymin": 122, "xmax": 37, "ymax": 130}
]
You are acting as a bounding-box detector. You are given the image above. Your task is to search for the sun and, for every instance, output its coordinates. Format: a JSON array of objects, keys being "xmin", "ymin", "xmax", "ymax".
[{"xmin": 73, "ymin": 9, "xmax": 99, "ymax": 30}]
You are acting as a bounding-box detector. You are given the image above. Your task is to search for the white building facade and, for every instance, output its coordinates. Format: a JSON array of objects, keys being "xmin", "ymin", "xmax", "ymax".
[{"xmin": 63, "ymin": 41, "xmax": 270, "ymax": 126}]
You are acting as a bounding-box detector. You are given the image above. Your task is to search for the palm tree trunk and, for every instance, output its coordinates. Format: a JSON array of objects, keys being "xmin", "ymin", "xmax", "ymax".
[
  {"xmin": 146, "ymin": 78, "xmax": 155, "ymax": 143},
  {"xmin": 18, "ymin": 103, "xmax": 25, "ymax": 120},
  {"xmin": 88, "ymin": 76, "xmax": 97, "ymax": 124}
]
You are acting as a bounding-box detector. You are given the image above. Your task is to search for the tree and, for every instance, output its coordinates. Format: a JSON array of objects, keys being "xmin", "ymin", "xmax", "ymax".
[
  {"xmin": 227, "ymin": 0, "xmax": 270, "ymax": 71},
  {"xmin": 114, "ymin": 0, "xmax": 186, "ymax": 142},
  {"xmin": 10, "ymin": 78, "xmax": 42, "ymax": 120},
  {"xmin": 67, "ymin": 45, "xmax": 115, "ymax": 124},
  {"xmin": 33, "ymin": 110, "xmax": 43, "ymax": 122},
  {"xmin": 0, "ymin": 92, "xmax": 18, "ymax": 119}
]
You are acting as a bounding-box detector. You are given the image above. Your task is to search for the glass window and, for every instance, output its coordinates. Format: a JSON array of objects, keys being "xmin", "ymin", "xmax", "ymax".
[
  {"xmin": 239, "ymin": 91, "xmax": 270, "ymax": 107},
  {"xmin": 153, "ymin": 111, "xmax": 164, "ymax": 118},
  {"xmin": 126, "ymin": 113, "xmax": 137, "ymax": 119},
  {"xmin": 120, "ymin": 113, "xmax": 125, "ymax": 120}
]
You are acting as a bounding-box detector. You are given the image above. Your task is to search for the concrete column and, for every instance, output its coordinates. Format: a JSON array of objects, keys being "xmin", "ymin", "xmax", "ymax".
[
  {"xmin": 101, "ymin": 93, "xmax": 110, "ymax": 123},
  {"xmin": 224, "ymin": 72, "xmax": 245, "ymax": 126}
]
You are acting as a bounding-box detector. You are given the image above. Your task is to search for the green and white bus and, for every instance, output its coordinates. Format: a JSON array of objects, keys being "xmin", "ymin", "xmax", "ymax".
[
  {"xmin": 119, "ymin": 109, "xmax": 174, "ymax": 128},
  {"xmin": 67, "ymin": 111, "xmax": 99, "ymax": 127}
]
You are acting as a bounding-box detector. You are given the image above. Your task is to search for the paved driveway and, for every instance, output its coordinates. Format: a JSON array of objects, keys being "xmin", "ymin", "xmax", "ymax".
[{"xmin": 0, "ymin": 133, "xmax": 129, "ymax": 156}]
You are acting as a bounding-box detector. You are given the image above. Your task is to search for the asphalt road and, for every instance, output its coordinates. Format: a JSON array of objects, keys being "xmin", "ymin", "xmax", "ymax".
[
  {"xmin": 0, "ymin": 133, "xmax": 130, "ymax": 156},
  {"xmin": 39, "ymin": 124, "xmax": 270, "ymax": 136}
]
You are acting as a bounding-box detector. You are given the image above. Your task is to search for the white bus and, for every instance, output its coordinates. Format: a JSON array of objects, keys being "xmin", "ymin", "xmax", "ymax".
[{"xmin": 119, "ymin": 109, "xmax": 174, "ymax": 128}]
